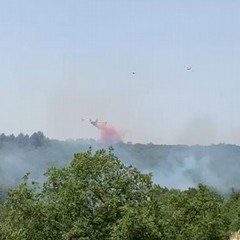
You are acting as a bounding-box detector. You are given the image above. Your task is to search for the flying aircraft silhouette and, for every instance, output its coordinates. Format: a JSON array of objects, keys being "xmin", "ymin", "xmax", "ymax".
[
  {"xmin": 81, "ymin": 118, "xmax": 107, "ymax": 127},
  {"xmin": 184, "ymin": 65, "xmax": 192, "ymax": 71}
]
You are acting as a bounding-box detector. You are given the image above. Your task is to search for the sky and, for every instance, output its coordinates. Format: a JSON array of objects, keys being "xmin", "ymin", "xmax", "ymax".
[{"xmin": 1, "ymin": 0, "xmax": 240, "ymax": 145}]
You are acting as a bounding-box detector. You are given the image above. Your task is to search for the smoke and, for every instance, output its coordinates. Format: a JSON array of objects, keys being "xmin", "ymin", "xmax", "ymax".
[
  {"xmin": 96, "ymin": 123, "xmax": 123, "ymax": 144},
  {"xmin": 113, "ymin": 143, "xmax": 240, "ymax": 193},
  {"xmin": 151, "ymin": 156, "xmax": 228, "ymax": 191},
  {"xmin": 1, "ymin": 133, "xmax": 240, "ymax": 193}
]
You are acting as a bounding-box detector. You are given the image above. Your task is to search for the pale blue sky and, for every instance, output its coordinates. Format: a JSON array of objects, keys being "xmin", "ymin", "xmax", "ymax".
[{"xmin": 1, "ymin": 0, "xmax": 240, "ymax": 144}]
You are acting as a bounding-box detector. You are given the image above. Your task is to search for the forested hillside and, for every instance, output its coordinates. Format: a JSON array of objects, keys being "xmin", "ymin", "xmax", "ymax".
[
  {"xmin": 1, "ymin": 133, "xmax": 240, "ymax": 239},
  {"xmin": 1, "ymin": 132, "xmax": 240, "ymax": 192},
  {"xmin": 0, "ymin": 148, "xmax": 240, "ymax": 239}
]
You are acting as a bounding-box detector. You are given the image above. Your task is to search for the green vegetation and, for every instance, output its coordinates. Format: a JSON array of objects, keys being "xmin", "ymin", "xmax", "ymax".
[
  {"xmin": 0, "ymin": 148, "xmax": 239, "ymax": 239},
  {"xmin": 1, "ymin": 132, "xmax": 240, "ymax": 191}
]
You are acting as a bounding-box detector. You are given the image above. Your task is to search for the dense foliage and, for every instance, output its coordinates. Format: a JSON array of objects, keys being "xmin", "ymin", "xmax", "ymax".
[{"xmin": 0, "ymin": 148, "xmax": 240, "ymax": 239}]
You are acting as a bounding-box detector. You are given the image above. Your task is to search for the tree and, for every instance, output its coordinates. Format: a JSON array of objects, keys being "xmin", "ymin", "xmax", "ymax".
[
  {"xmin": 16, "ymin": 133, "xmax": 30, "ymax": 147},
  {"xmin": 223, "ymin": 190, "xmax": 240, "ymax": 233},
  {"xmin": 30, "ymin": 131, "xmax": 47, "ymax": 148},
  {"xmin": 0, "ymin": 148, "xmax": 157, "ymax": 240},
  {"xmin": 0, "ymin": 133, "xmax": 7, "ymax": 142},
  {"xmin": 0, "ymin": 148, "xmax": 233, "ymax": 240},
  {"xmin": 151, "ymin": 184, "xmax": 229, "ymax": 240}
]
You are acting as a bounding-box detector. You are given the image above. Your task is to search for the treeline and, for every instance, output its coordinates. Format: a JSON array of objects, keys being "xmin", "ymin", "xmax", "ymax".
[
  {"xmin": 0, "ymin": 131, "xmax": 49, "ymax": 148},
  {"xmin": 1, "ymin": 132, "xmax": 240, "ymax": 191},
  {"xmin": 0, "ymin": 148, "xmax": 239, "ymax": 239}
]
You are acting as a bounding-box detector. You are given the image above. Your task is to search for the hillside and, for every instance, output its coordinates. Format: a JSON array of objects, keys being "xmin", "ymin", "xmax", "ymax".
[{"xmin": 0, "ymin": 132, "xmax": 240, "ymax": 192}]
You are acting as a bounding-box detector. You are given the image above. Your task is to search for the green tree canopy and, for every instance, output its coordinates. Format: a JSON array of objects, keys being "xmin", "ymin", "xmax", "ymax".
[
  {"xmin": 0, "ymin": 148, "xmax": 157, "ymax": 240},
  {"xmin": 0, "ymin": 148, "xmax": 235, "ymax": 240}
]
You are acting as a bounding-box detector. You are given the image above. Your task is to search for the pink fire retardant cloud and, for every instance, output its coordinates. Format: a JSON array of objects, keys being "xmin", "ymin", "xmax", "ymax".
[{"xmin": 96, "ymin": 123, "xmax": 123, "ymax": 143}]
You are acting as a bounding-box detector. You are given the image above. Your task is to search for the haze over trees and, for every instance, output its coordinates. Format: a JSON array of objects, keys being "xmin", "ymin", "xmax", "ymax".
[
  {"xmin": 1, "ymin": 132, "xmax": 240, "ymax": 192},
  {"xmin": 0, "ymin": 148, "xmax": 240, "ymax": 239}
]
